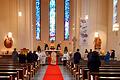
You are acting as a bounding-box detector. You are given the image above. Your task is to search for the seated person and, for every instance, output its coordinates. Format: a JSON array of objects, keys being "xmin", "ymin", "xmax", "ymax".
[{"xmin": 104, "ymin": 51, "xmax": 110, "ymax": 64}]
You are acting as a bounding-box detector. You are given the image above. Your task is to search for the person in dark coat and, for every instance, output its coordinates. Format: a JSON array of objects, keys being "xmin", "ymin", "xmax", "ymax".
[
  {"xmin": 33, "ymin": 51, "xmax": 38, "ymax": 62},
  {"xmin": 73, "ymin": 49, "xmax": 81, "ymax": 64},
  {"xmin": 87, "ymin": 49, "xmax": 92, "ymax": 60},
  {"xmin": 18, "ymin": 52, "xmax": 26, "ymax": 63},
  {"xmin": 27, "ymin": 51, "xmax": 34, "ymax": 63},
  {"xmin": 87, "ymin": 51, "xmax": 101, "ymax": 72},
  {"xmin": 12, "ymin": 48, "xmax": 18, "ymax": 61},
  {"xmin": 111, "ymin": 50, "xmax": 115, "ymax": 60}
]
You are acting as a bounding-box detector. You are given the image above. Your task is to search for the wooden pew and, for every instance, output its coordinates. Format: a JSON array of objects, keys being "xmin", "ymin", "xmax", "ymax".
[
  {"xmin": 0, "ymin": 61, "xmax": 29, "ymax": 79},
  {"xmin": 0, "ymin": 71, "xmax": 19, "ymax": 80},
  {"xmin": 0, "ymin": 75, "xmax": 13, "ymax": 80},
  {"xmin": 0, "ymin": 56, "xmax": 41, "ymax": 80},
  {"xmin": 82, "ymin": 67, "xmax": 120, "ymax": 80},
  {"xmin": 89, "ymin": 72, "xmax": 120, "ymax": 80},
  {"xmin": 74, "ymin": 65, "xmax": 120, "ymax": 80},
  {"xmin": 95, "ymin": 76, "xmax": 120, "ymax": 80}
]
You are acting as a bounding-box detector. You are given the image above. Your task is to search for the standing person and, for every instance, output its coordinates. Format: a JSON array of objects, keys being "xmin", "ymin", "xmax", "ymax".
[
  {"xmin": 40, "ymin": 50, "xmax": 47, "ymax": 65},
  {"xmin": 64, "ymin": 46, "xmax": 68, "ymax": 53},
  {"xmin": 87, "ymin": 51, "xmax": 101, "ymax": 72},
  {"xmin": 33, "ymin": 51, "xmax": 38, "ymax": 62},
  {"xmin": 36, "ymin": 46, "xmax": 41, "ymax": 61},
  {"xmin": 51, "ymin": 51, "xmax": 56, "ymax": 65},
  {"xmin": 18, "ymin": 51, "xmax": 26, "ymax": 63},
  {"xmin": 73, "ymin": 49, "xmax": 81, "ymax": 64},
  {"xmin": 84, "ymin": 49, "xmax": 88, "ymax": 60},
  {"xmin": 12, "ymin": 48, "xmax": 18, "ymax": 61},
  {"xmin": 44, "ymin": 43, "xmax": 49, "ymax": 50},
  {"xmin": 27, "ymin": 51, "xmax": 33, "ymax": 63},
  {"xmin": 62, "ymin": 50, "xmax": 70, "ymax": 66},
  {"xmin": 87, "ymin": 49, "xmax": 92, "ymax": 60},
  {"xmin": 111, "ymin": 50, "xmax": 115, "ymax": 60},
  {"xmin": 56, "ymin": 44, "xmax": 61, "ymax": 50}
]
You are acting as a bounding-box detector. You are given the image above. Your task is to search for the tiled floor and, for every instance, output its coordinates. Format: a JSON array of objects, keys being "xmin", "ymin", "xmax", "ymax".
[
  {"xmin": 59, "ymin": 65, "xmax": 74, "ymax": 80},
  {"xmin": 34, "ymin": 65, "xmax": 74, "ymax": 80},
  {"xmin": 34, "ymin": 65, "xmax": 48, "ymax": 80}
]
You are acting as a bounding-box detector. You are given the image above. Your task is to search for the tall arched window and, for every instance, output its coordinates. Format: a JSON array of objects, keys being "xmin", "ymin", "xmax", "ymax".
[
  {"xmin": 64, "ymin": 0, "xmax": 70, "ymax": 40},
  {"xmin": 113, "ymin": 0, "xmax": 119, "ymax": 31},
  {"xmin": 49, "ymin": 0, "xmax": 56, "ymax": 41},
  {"xmin": 36, "ymin": 0, "xmax": 41, "ymax": 40}
]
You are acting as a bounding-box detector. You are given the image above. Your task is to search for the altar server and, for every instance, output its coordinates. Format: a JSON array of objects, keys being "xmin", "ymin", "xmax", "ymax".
[
  {"xmin": 40, "ymin": 50, "xmax": 47, "ymax": 65},
  {"xmin": 51, "ymin": 51, "xmax": 57, "ymax": 65}
]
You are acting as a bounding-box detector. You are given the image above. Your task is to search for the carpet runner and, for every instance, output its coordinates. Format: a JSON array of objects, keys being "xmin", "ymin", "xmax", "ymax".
[{"xmin": 43, "ymin": 65, "xmax": 64, "ymax": 80}]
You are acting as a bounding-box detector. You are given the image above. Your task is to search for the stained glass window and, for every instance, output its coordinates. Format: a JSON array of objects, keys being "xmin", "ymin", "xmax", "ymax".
[
  {"xmin": 64, "ymin": 0, "xmax": 70, "ymax": 40},
  {"xmin": 113, "ymin": 0, "xmax": 118, "ymax": 24},
  {"xmin": 36, "ymin": 0, "xmax": 41, "ymax": 40},
  {"xmin": 112, "ymin": 0, "xmax": 119, "ymax": 31},
  {"xmin": 49, "ymin": 0, "xmax": 56, "ymax": 41}
]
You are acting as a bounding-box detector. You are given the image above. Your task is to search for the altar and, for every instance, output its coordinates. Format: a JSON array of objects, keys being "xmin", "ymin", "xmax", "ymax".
[
  {"xmin": 45, "ymin": 50, "xmax": 61, "ymax": 65},
  {"xmin": 45, "ymin": 50, "xmax": 61, "ymax": 53}
]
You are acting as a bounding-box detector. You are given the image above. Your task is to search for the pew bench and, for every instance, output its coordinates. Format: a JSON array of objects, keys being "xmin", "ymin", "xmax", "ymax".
[
  {"xmin": 96, "ymin": 76, "xmax": 120, "ymax": 80},
  {"xmin": 77, "ymin": 66, "xmax": 120, "ymax": 80},
  {"xmin": 0, "ymin": 71, "xmax": 19, "ymax": 80},
  {"xmin": 0, "ymin": 75, "xmax": 13, "ymax": 80},
  {"xmin": 89, "ymin": 72, "xmax": 120, "ymax": 80},
  {"xmin": 0, "ymin": 68, "xmax": 26, "ymax": 80}
]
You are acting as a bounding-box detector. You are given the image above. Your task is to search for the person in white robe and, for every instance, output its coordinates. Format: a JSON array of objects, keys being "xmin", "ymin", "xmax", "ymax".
[
  {"xmin": 51, "ymin": 51, "xmax": 56, "ymax": 65},
  {"xmin": 40, "ymin": 50, "xmax": 47, "ymax": 65},
  {"xmin": 36, "ymin": 51, "xmax": 41, "ymax": 60},
  {"xmin": 62, "ymin": 51, "xmax": 70, "ymax": 66}
]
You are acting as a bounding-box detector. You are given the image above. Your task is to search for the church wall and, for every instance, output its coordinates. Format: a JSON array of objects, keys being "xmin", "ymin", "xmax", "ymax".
[
  {"xmin": 0, "ymin": 0, "xmax": 32, "ymax": 53},
  {"xmin": 0, "ymin": 0, "xmax": 108, "ymax": 56},
  {"xmin": 0, "ymin": 0, "xmax": 18, "ymax": 53},
  {"xmin": 107, "ymin": 0, "xmax": 120, "ymax": 60},
  {"xmin": 0, "ymin": 0, "xmax": 75, "ymax": 54},
  {"xmin": 77, "ymin": 0, "xmax": 108, "ymax": 57}
]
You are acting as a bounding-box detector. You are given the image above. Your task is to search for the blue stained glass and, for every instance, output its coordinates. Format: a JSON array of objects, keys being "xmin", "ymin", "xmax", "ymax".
[
  {"xmin": 49, "ymin": 0, "xmax": 56, "ymax": 41},
  {"xmin": 64, "ymin": 0, "xmax": 70, "ymax": 40},
  {"xmin": 36, "ymin": 0, "xmax": 40, "ymax": 40},
  {"xmin": 113, "ymin": 0, "xmax": 118, "ymax": 24}
]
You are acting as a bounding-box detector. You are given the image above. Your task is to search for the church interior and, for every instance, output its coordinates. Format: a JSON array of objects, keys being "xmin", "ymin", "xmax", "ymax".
[{"xmin": 0, "ymin": 0, "xmax": 120, "ymax": 80}]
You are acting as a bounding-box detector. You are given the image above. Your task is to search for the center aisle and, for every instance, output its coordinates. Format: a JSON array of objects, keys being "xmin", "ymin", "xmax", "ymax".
[{"xmin": 43, "ymin": 65, "xmax": 64, "ymax": 80}]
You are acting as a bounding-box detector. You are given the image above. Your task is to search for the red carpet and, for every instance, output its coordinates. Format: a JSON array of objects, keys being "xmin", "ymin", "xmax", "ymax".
[{"xmin": 43, "ymin": 65, "xmax": 64, "ymax": 80}]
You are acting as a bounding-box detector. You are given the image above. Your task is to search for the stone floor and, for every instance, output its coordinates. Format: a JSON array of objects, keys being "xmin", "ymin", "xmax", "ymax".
[{"xmin": 34, "ymin": 65, "xmax": 74, "ymax": 80}]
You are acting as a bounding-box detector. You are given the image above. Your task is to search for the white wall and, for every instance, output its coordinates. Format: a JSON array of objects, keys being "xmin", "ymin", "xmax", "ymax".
[
  {"xmin": 77, "ymin": 0, "xmax": 108, "ymax": 57},
  {"xmin": 0, "ymin": 0, "xmax": 32, "ymax": 53},
  {"xmin": 108, "ymin": 0, "xmax": 120, "ymax": 60}
]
